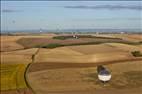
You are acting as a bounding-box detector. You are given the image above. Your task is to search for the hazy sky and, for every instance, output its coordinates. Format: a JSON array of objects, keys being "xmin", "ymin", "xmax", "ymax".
[{"xmin": 1, "ymin": 1, "xmax": 142, "ymax": 31}]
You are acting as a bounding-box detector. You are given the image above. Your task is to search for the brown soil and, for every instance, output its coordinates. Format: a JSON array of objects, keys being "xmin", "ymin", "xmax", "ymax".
[
  {"xmin": 1, "ymin": 34, "xmax": 142, "ymax": 94},
  {"xmin": 0, "ymin": 34, "xmax": 56, "ymax": 52},
  {"xmin": 28, "ymin": 58, "xmax": 142, "ymax": 72},
  {"xmin": 108, "ymin": 34, "xmax": 142, "ymax": 42},
  {"xmin": 45, "ymin": 88, "xmax": 142, "ymax": 94},
  {"xmin": 27, "ymin": 61, "xmax": 142, "ymax": 94},
  {"xmin": 0, "ymin": 36, "xmax": 24, "ymax": 52}
]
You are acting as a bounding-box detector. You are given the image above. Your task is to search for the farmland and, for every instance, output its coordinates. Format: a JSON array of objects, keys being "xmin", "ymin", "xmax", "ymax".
[
  {"xmin": 28, "ymin": 61, "xmax": 142, "ymax": 94},
  {"xmin": 0, "ymin": 64, "xmax": 27, "ymax": 90},
  {"xmin": 1, "ymin": 33, "xmax": 142, "ymax": 94},
  {"xmin": 16, "ymin": 35, "xmax": 141, "ymax": 49}
]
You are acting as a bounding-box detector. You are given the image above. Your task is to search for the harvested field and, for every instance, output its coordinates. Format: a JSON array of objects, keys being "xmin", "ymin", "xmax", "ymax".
[
  {"xmin": 35, "ymin": 52, "xmax": 137, "ymax": 63},
  {"xmin": 1, "ymin": 36, "xmax": 22, "ymax": 42},
  {"xmin": 34, "ymin": 43, "xmax": 142, "ymax": 63},
  {"xmin": 0, "ymin": 36, "xmax": 24, "ymax": 52},
  {"xmin": 1, "ymin": 54, "xmax": 32, "ymax": 64},
  {"xmin": 108, "ymin": 34, "xmax": 142, "ymax": 42},
  {"xmin": 27, "ymin": 61, "xmax": 142, "ymax": 94},
  {"xmin": 1, "ymin": 48, "xmax": 39, "ymax": 64},
  {"xmin": 1, "ymin": 41, "xmax": 24, "ymax": 52},
  {"xmin": 1, "ymin": 34, "xmax": 142, "ymax": 94},
  {"xmin": 2, "ymin": 48, "xmax": 38, "ymax": 55},
  {"xmin": 37, "ymin": 47, "xmax": 83, "ymax": 56},
  {"xmin": 67, "ymin": 44, "xmax": 122, "ymax": 54},
  {"xmin": 28, "ymin": 58, "xmax": 142, "ymax": 72},
  {"xmin": 27, "ymin": 42, "xmax": 142, "ymax": 94},
  {"xmin": 0, "ymin": 35, "xmax": 56, "ymax": 52},
  {"xmin": 105, "ymin": 43, "xmax": 142, "ymax": 52}
]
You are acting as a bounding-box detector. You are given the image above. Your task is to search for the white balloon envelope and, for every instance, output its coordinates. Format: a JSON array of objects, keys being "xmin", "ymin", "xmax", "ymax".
[
  {"xmin": 98, "ymin": 74, "xmax": 111, "ymax": 82},
  {"xmin": 98, "ymin": 69, "xmax": 111, "ymax": 82}
]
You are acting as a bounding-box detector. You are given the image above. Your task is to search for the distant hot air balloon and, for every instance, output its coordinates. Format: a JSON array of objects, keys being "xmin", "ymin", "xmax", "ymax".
[
  {"xmin": 97, "ymin": 65, "xmax": 111, "ymax": 84},
  {"xmin": 39, "ymin": 28, "xmax": 42, "ymax": 33}
]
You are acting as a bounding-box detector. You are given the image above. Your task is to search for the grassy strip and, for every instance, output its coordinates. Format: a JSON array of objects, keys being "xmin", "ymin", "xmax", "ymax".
[
  {"xmin": 36, "ymin": 43, "xmax": 64, "ymax": 48},
  {"xmin": 37, "ymin": 41, "xmax": 141, "ymax": 49},
  {"xmin": 53, "ymin": 35, "xmax": 122, "ymax": 40},
  {"xmin": 24, "ymin": 48, "xmax": 41, "ymax": 94},
  {"xmin": 53, "ymin": 35, "xmax": 74, "ymax": 40},
  {"xmin": 131, "ymin": 51, "xmax": 142, "ymax": 57},
  {"xmin": 0, "ymin": 64, "xmax": 28, "ymax": 91},
  {"xmin": 24, "ymin": 63, "xmax": 36, "ymax": 94}
]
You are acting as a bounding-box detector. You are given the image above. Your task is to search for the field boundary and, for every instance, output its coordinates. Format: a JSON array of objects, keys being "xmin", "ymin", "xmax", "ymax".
[
  {"xmin": 24, "ymin": 63, "xmax": 35, "ymax": 94},
  {"xmin": 24, "ymin": 48, "xmax": 40, "ymax": 94}
]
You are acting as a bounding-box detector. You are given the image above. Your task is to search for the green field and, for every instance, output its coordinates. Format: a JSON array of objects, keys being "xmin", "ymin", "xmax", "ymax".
[
  {"xmin": 0, "ymin": 64, "xmax": 28, "ymax": 90},
  {"xmin": 52, "ymin": 35, "xmax": 122, "ymax": 40}
]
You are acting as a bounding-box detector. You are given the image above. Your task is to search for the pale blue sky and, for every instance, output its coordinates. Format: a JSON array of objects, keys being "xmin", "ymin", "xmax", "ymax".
[{"xmin": 1, "ymin": 1, "xmax": 142, "ymax": 31}]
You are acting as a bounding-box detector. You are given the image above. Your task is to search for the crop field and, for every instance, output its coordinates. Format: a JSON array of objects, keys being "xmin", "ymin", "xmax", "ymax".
[
  {"xmin": 0, "ymin": 64, "xmax": 28, "ymax": 90},
  {"xmin": 0, "ymin": 35, "xmax": 56, "ymax": 52},
  {"xmin": 1, "ymin": 0, "xmax": 142, "ymax": 94},
  {"xmin": 34, "ymin": 43, "xmax": 142, "ymax": 63},
  {"xmin": 1, "ymin": 34, "xmax": 142, "ymax": 94},
  {"xmin": 1, "ymin": 54, "xmax": 32, "ymax": 64},
  {"xmin": 16, "ymin": 34, "xmax": 141, "ymax": 49},
  {"xmin": 0, "ymin": 36, "xmax": 24, "ymax": 52},
  {"xmin": 107, "ymin": 34, "xmax": 142, "ymax": 42},
  {"xmin": 28, "ymin": 61, "xmax": 142, "ymax": 94}
]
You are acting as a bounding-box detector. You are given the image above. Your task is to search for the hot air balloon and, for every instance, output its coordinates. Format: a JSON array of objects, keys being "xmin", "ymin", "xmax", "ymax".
[{"xmin": 97, "ymin": 65, "xmax": 111, "ymax": 83}]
